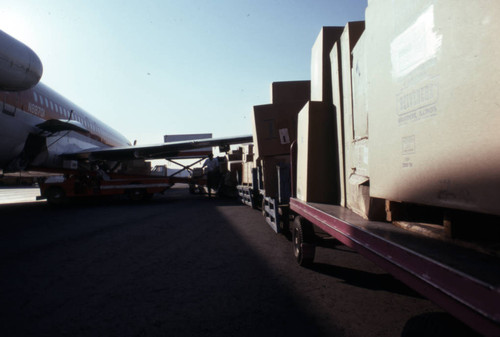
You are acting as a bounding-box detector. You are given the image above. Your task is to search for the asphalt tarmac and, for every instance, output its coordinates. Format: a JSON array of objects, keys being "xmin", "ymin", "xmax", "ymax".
[{"xmin": 0, "ymin": 187, "xmax": 455, "ymax": 336}]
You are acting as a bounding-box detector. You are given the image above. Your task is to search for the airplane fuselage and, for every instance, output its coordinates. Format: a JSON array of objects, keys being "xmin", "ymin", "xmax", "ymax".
[{"xmin": 0, "ymin": 82, "xmax": 131, "ymax": 172}]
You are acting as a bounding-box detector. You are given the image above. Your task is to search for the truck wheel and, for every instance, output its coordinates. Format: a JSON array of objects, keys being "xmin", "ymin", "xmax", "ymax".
[
  {"xmin": 46, "ymin": 187, "xmax": 66, "ymax": 206},
  {"xmin": 292, "ymin": 216, "xmax": 316, "ymax": 267},
  {"xmin": 128, "ymin": 188, "xmax": 148, "ymax": 201},
  {"xmin": 401, "ymin": 313, "xmax": 478, "ymax": 337}
]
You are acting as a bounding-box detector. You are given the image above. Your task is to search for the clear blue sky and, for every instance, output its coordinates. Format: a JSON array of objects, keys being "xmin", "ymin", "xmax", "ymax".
[{"xmin": 1, "ymin": 1, "xmax": 367, "ymax": 145}]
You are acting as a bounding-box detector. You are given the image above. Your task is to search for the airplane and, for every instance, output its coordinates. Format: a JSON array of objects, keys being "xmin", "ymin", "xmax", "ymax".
[{"xmin": 0, "ymin": 30, "xmax": 252, "ymax": 177}]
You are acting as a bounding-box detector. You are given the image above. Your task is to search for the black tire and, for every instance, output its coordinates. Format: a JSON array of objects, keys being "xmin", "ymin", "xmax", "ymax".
[
  {"xmin": 128, "ymin": 188, "xmax": 148, "ymax": 201},
  {"xmin": 46, "ymin": 187, "xmax": 66, "ymax": 206},
  {"xmin": 292, "ymin": 216, "xmax": 316, "ymax": 267},
  {"xmin": 401, "ymin": 313, "xmax": 480, "ymax": 337}
]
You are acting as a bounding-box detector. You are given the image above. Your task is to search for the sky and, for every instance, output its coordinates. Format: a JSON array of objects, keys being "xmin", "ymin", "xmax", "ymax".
[{"xmin": 1, "ymin": 0, "xmax": 367, "ymax": 145}]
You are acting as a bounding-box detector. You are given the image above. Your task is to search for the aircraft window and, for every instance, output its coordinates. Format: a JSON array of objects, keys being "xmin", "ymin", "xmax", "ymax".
[
  {"xmin": 50, "ymin": 101, "xmax": 54, "ymax": 110},
  {"xmin": 44, "ymin": 97, "xmax": 49, "ymax": 108},
  {"xmin": 54, "ymin": 105, "xmax": 59, "ymax": 113},
  {"xmin": 33, "ymin": 92, "xmax": 38, "ymax": 103}
]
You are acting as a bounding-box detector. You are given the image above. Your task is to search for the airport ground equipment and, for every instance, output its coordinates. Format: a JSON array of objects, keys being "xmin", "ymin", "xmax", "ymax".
[
  {"xmin": 36, "ymin": 170, "xmax": 205, "ymax": 205},
  {"xmin": 289, "ymin": 198, "xmax": 500, "ymax": 336},
  {"xmin": 233, "ymin": 143, "xmax": 500, "ymax": 335}
]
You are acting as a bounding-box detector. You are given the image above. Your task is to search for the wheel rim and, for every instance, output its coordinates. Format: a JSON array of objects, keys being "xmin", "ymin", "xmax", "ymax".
[{"xmin": 293, "ymin": 228, "xmax": 300, "ymax": 258}]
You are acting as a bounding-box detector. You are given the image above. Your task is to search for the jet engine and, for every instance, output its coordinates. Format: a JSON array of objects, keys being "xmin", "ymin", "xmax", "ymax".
[{"xmin": 0, "ymin": 30, "xmax": 43, "ymax": 91}]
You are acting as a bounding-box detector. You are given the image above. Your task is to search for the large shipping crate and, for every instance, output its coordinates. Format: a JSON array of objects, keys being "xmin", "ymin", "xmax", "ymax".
[
  {"xmin": 365, "ymin": 0, "xmax": 500, "ymax": 216},
  {"xmin": 226, "ymin": 161, "xmax": 243, "ymax": 185},
  {"xmin": 296, "ymin": 101, "xmax": 339, "ymax": 204},
  {"xmin": 240, "ymin": 144, "xmax": 255, "ymax": 185},
  {"xmin": 241, "ymin": 161, "xmax": 254, "ymax": 185},
  {"xmin": 271, "ymin": 81, "xmax": 310, "ymax": 105},
  {"xmin": 330, "ymin": 21, "xmax": 365, "ymax": 209},
  {"xmin": 260, "ymin": 155, "xmax": 290, "ymax": 199},
  {"xmin": 252, "ymin": 102, "xmax": 306, "ymax": 158},
  {"xmin": 311, "ymin": 27, "xmax": 344, "ymax": 104},
  {"xmin": 349, "ymin": 33, "xmax": 385, "ymax": 219},
  {"xmin": 226, "ymin": 147, "xmax": 243, "ymax": 161}
]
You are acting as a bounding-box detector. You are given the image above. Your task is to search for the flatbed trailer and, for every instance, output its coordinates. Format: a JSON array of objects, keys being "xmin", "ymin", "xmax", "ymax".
[{"xmin": 289, "ymin": 198, "xmax": 500, "ymax": 336}]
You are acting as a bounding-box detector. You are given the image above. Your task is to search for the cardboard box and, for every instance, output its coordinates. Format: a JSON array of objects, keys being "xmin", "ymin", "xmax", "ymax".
[
  {"xmin": 243, "ymin": 153, "xmax": 254, "ymax": 163},
  {"xmin": 261, "ymin": 155, "xmax": 290, "ymax": 198},
  {"xmin": 330, "ymin": 22, "xmax": 382, "ymax": 219},
  {"xmin": 271, "ymin": 81, "xmax": 310, "ymax": 104},
  {"xmin": 347, "ymin": 34, "xmax": 386, "ymax": 219},
  {"xmin": 296, "ymin": 101, "xmax": 339, "ymax": 204},
  {"xmin": 365, "ymin": 0, "xmax": 500, "ymax": 216},
  {"xmin": 330, "ymin": 21, "xmax": 365, "ymax": 208},
  {"xmin": 310, "ymin": 26, "xmax": 344, "ymax": 104},
  {"xmin": 241, "ymin": 161, "xmax": 254, "ymax": 185},
  {"xmin": 242, "ymin": 144, "xmax": 254, "ymax": 155},
  {"xmin": 252, "ymin": 102, "xmax": 306, "ymax": 158},
  {"xmin": 226, "ymin": 153, "xmax": 242, "ymax": 161},
  {"xmin": 226, "ymin": 161, "xmax": 243, "ymax": 185},
  {"xmin": 227, "ymin": 147, "xmax": 243, "ymax": 161}
]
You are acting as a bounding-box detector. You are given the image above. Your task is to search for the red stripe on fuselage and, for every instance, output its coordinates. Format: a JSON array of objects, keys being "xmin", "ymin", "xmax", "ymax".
[{"xmin": 1, "ymin": 82, "xmax": 130, "ymax": 148}]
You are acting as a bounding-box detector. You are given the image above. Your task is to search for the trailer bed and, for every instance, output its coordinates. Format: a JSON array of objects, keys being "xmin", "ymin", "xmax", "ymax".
[{"xmin": 290, "ymin": 198, "xmax": 500, "ymax": 336}]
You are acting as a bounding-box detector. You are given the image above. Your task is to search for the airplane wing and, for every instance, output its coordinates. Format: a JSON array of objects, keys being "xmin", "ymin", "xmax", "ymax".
[{"xmin": 61, "ymin": 135, "xmax": 253, "ymax": 161}]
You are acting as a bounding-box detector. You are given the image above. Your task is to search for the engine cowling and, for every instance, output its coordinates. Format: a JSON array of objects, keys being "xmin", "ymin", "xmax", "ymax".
[{"xmin": 0, "ymin": 30, "xmax": 43, "ymax": 91}]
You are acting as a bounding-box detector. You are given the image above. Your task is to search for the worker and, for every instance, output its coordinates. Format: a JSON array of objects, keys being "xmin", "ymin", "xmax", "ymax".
[{"xmin": 202, "ymin": 153, "xmax": 219, "ymax": 197}]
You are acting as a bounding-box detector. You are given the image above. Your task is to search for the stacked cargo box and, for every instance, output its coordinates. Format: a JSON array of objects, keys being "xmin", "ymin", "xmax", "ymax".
[
  {"xmin": 296, "ymin": 27, "xmax": 343, "ymax": 205},
  {"xmin": 364, "ymin": 0, "xmax": 500, "ymax": 217},
  {"xmin": 225, "ymin": 147, "xmax": 243, "ymax": 185},
  {"xmin": 240, "ymin": 144, "xmax": 255, "ymax": 186},
  {"xmin": 252, "ymin": 81, "xmax": 310, "ymax": 200},
  {"xmin": 329, "ymin": 22, "xmax": 385, "ymax": 219}
]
